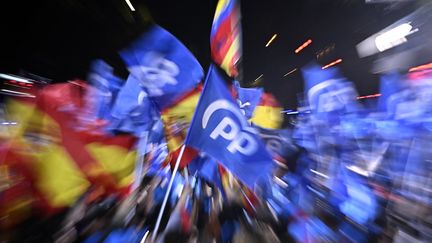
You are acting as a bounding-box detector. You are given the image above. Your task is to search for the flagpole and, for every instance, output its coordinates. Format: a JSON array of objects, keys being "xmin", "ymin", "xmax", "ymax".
[
  {"xmin": 151, "ymin": 144, "xmax": 186, "ymax": 242},
  {"xmin": 132, "ymin": 132, "xmax": 149, "ymax": 191}
]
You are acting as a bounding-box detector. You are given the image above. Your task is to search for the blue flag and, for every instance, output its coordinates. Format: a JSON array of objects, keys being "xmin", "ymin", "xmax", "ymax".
[
  {"xmin": 108, "ymin": 75, "xmax": 154, "ymax": 136},
  {"xmin": 234, "ymin": 81, "xmax": 263, "ymax": 119},
  {"xmin": 185, "ymin": 65, "xmax": 274, "ymax": 188},
  {"xmin": 301, "ymin": 63, "xmax": 360, "ymax": 123},
  {"xmin": 87, "ymin": 60, "xmax": 124, "ymax": 121},
  {"xmin": 120, "ymin": 25, "xmax": 204, "ymax": 110},
  {"xmin": 254, "ymin": 125, "xmax": 298, "ymax": 160},
  {"xmin": 378, "ymin": 72, "xmax": 405, "ymax": 114},
  {"xmin": 188, "ymin": 154, "xmax": 222, "ymax": 189}
]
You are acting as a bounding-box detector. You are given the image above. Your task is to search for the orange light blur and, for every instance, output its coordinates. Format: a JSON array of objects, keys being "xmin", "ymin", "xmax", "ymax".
[
  {"xmin": 409, "ymin": 62, "xmax": 432, "ymax": 72},
  {"xmin": 322, "ymin": 58, "xmax": 342, "ymax": 69},
  {"xmin": 295, "ymin": 39, "xmax": 312, "ymax": 54},
  {"xmin": 356, "ymin": 93, "xmax": 381, "ymax": 100}
]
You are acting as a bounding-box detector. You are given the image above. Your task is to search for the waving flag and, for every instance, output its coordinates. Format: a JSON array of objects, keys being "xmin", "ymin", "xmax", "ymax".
[
  {"xmin": 211, "ymin": 0, "xmax": 242, "ymax": 77},
  {"xmin": 185, "ymin": 66, "xmax": 274, "ymax": 188},
  {"xmin": 378, "ymin": 72, "xmax": 405, "ymax": 114},
  {"xmin": 188, "ymin": 154, "xmax": 222, "ymax": 190},
  {"xmin": 250, "ymin": 92, "xmax": 283, "ymax": 129},
  {"xmin": 233, "ymin": 81, "xmax": 263, "ymax": 119},
  {"xmin": 87, "ymin": 60, "xmax": 124, "ymax": 121},
  {"xmin": 254, "ymin": 125, "xmax": 298, "ymax": 162},
  {"xmin": 108, "ymin": 75, "xmax": 155, "ymax": 136},
  {"xmin": 301, "ymin": 63, "xmax": 360, "ymax": 123},
  {"xmin": 120, "ymin": 25, "xmax": 204, "ymax": 110},
  {"xmin": 160, "ymin": 86, "xmax": 202, "ymax": 169}
]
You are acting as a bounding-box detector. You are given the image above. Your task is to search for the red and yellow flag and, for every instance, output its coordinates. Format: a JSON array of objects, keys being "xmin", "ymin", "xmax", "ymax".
[
  {"xmin": 161, "ymin": 85, "xmax": 202, "ymax": 169},
  {"xmin": 211, "ymin": 0, "xmax": 242, "ymax": 77}
]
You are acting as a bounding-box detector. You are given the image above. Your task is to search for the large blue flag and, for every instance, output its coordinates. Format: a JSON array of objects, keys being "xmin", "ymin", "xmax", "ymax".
[
  {"xmin": 234, "ymin": 81, "xmax": 263, "ymax": 119},
  {"xmin": 185, "ymin": 65, "xmax": 274, "ymax": 188},
  {"xmin": 120, "ymin": 25, "xmax": 204, "ymax": 110}
]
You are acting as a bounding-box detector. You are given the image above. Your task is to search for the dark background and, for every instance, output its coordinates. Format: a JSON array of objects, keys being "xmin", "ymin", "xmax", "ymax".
[{"xmin": 0, "ymin": 0, "xmax": 424, "ymax": 109}]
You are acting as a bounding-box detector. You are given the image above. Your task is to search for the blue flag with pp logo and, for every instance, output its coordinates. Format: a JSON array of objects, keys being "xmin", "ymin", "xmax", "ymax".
[
  {"xmin": 185, "ymin": 65, "xmax": 274, "ymax": 188},
  {"xmin": 302, "ymin": 63, "xmax": 360, "ymax": 123},
  {"xmin": 120, "ymin": 25, "xmax": 204, "ymax": 110}
]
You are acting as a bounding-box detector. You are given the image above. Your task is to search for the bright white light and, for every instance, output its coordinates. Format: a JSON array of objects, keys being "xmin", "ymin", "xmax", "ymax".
[
  {"xmin": 125, "ymin": 0, "xmax": 135, "ymax": 11},
  {"xmin": 0, "ymin": 89, "xmax": 35, "ymax": 98},
  {"xmin": 310, "ymin": 169, "xmax": 329, "ymax": 179},
  {"xmin": 254, "ymin": 74, "xmax": 263, "ymax": 82},
  {"xmin": 375, "ymin": 23, "xmax": 414, "ymax": 52},
  {"xmin": 0, "ymin": 73, "xmax": 33, "ymax": 84},
  {"xmin": 140, "ymin": 230, "xmax": 150, "ymax": 243}
]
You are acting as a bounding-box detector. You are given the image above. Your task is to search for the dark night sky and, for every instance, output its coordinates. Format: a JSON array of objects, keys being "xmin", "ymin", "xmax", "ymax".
[{"xmin": 0, "ymin": 0, "xmax": 421, "ymax": 109}]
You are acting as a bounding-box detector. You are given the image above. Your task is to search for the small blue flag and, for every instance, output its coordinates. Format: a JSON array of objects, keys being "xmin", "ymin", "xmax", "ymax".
[
  {"xmin": 234, "ymin": 81, "xmax": 263, "ymax": 119},
  {"xmin": 185, "ymin": 65, "xmax": 274, "ymax": 189},
  {"xmin": 108, "ymin": 75, "xmax": 154, "ymax": 136},
  {"xmin": 87, "ymin": 60, "xmax": 124, "ymax": 121},
  {"xmin": 378, "ymin": 72, "xmax": 404, "ymax": 114},
  {"xmin": 188, "ymin": 154, "xmax": 223, "ymax": 191},
  {"xmin": 301, "ymin": 63, "xmax": 360, "ymax": 123},
  {"xmin": 120, "ymin": 25, "xmax": 204, "ymax": 110}
]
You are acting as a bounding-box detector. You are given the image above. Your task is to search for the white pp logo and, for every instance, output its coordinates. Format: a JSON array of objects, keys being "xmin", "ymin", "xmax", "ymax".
[
  {"xmin": 202, "ymin": 100, "xmax": 257, "ymax": 156},
  {"xmin": 129, "ymin": 52, "xmax": 179, "ymax": 96}
]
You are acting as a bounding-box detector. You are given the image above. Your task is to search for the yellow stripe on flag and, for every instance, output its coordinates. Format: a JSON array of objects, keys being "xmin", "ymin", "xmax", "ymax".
[
  {"xmin": 214, "ymin": 0, "xmax": 230, "ymax": 22},
  {"xmin": 221, "ymin": 35, "xmax": 240, "ymax": 77},
  {"xmin": 250, "ymin": 106, "xmax": 283, "ymax": 129},
  {"xmin": 33, "ymin": 144, "xmax": 90, "ymax": 208},
  {"xmin": 86, "ymin": 144, "xmax": 137, "ymax": 188}
]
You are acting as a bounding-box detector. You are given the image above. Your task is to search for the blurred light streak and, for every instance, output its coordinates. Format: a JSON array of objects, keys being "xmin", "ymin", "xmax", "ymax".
[
  {"xmin": 356, "ymin": 93, "xmax": 381, "ymax": 100},
  {"xmin": 265, "ymin": 34, "xmax": 277, "ymax": 47},
  {"xmin": 322, "ymin": 58, "xmax": 342, "ymax": 69},
  {"xmin": 125, "ymin": 0, "xmax": 135, "ymax": 11},
  {"xmin": 68, "ymin": 80, "xmax": 87, "ymax": 88},
  {"xmin": 283, "ymin": 68, "xmax": 297, "ymax": 77},
  {"xmin": 1, "ymin": 121, "xmax": 17, "ymax": 126},
  {"xmin": 0, "ymin": 89, "xmax": 35, "ymax": 98},
  {"xmin": 253, "ymin": 74, "xmax": 263, "ymax": 82},
  {"xmin": 140, "ymin": 230, "xmax": 150, "ymax": 243},
  {"xmin": 0, "ymin": 73, "xmax": 33, "ymax": 84},
  {"xmin": 409, "ymin": 62, "xmax": 432, "ymax": 72},
  {"xmin": 375, "ymin": 23, "xmax": 416, "ymax": 52},
  {"xmin": 346, "ymin": 165, "xmax": 369, "ymax": 177},
  {"xmin": 5, "ymin": 82, "xmax": 31, "ymax": 89},
  {"xmin": 295, "ymin": 39, "xmax": 312, "ymax": 53},
  {"xmin": 282, "ymin": 110, "xmax": 299, "ymax": 115},
  {"xmin": 310, "ymin": 169, "xmax": 329, "ymax": 179}
]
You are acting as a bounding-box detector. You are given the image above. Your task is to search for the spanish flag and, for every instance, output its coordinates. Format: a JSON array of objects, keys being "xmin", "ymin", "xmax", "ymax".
[
  {"xmin": 0, "ymin": 147, "xmax": 35, "ymax": 230},
  {"xmin": 251, "ymin": 92, "xmax": 283, "ymax": 129},
  {"xmin": 5, "ymin": 82, "xmax": 138, "ymax": 213},
  {"xmin": 161, "ymin": 85, "xmax": 202, "ymax": 169}
]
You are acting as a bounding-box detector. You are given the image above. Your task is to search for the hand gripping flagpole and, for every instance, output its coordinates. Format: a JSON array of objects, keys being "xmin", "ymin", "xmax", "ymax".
[{"xmin": 150, "ymin": 144, "xmax": 186, "ymax": 242}]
